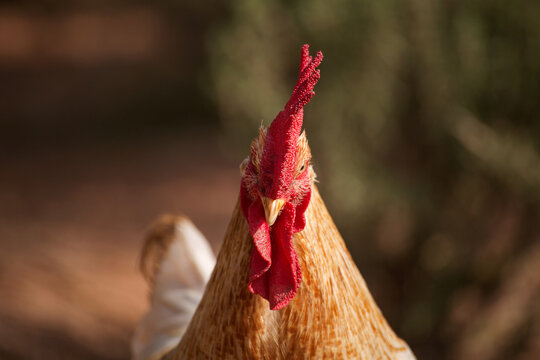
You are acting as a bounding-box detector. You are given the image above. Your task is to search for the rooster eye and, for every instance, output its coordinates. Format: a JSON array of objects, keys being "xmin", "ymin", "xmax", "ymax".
[{"xmin": 298, "ymin": 163, "xmax": 306, "ymax": 174}]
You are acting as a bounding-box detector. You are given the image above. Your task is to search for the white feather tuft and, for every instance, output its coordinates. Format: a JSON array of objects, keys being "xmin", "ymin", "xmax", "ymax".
[{"xmin": 131, "ymin": 216, "xmax": 216, "ymax": 360}]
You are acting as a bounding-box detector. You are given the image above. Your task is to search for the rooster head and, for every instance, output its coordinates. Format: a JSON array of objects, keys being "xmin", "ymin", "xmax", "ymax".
[{"xmin": 239, "ymin": 44, "xmax": 323, "ymax": 310}]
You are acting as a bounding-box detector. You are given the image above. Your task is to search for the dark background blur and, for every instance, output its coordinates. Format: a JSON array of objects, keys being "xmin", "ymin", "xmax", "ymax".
[{"xmin": 1, "ymin": 1, "xmax": 540, "ymax": 359}]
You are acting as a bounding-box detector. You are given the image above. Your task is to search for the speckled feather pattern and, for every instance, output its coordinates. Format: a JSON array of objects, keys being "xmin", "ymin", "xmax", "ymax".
[{"xmin": 170, "ymin": 186, "xmax": 415, "ymax": 359}]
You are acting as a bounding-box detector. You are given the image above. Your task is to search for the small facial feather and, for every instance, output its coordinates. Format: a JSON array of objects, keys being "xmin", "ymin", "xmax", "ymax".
[{"xmin": 241, "ymin": 127, "xmax": 315, "ymax": 201}]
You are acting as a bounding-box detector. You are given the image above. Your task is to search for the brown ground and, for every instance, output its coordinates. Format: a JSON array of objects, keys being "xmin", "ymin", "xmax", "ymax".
[{"xmin": 0, "ymin": 132, "xmax": 239, "ymax": 359}]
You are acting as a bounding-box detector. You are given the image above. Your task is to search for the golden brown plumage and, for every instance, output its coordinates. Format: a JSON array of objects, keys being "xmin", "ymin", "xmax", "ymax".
[
  {"xmin": 170, "ymin": 186, "xmax": 414, "ymax": 359},
  {"xmin": 133, "ymin": 44, "xmax": 414, "ymax": 359}
]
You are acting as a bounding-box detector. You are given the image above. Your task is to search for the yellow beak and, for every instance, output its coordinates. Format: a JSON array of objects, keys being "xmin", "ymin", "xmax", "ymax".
[{"xmin": 261, "ymin": 197, "xmax": 286, "ymax": 226}]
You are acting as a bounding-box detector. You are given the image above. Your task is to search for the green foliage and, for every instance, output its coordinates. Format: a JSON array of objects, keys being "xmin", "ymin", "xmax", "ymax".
[{"xmin": 209, "ymin": 0, "xmax": 540, "ymax": 358}]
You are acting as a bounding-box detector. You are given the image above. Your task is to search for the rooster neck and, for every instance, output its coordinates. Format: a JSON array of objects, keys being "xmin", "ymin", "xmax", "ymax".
[{"xmin": 173, "ymin": 185, "xmax": 413, "ymax": 359}]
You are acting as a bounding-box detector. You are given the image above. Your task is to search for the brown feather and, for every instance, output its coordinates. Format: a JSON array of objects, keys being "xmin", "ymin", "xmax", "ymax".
[{"xmin": 170, "ymin": 186, "xmax": 414, "ymax": 359}]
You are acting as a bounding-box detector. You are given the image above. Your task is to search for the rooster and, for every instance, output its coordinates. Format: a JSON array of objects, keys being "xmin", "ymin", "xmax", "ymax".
[{"xmin": 132, "ymin": 45, "xmax": 415, "ymax": 359}]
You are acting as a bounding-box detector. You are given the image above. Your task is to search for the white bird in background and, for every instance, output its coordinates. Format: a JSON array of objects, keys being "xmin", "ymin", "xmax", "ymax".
[{"xmin": 132, "ymin": 215, "xmax": 216, "ymax": 360}]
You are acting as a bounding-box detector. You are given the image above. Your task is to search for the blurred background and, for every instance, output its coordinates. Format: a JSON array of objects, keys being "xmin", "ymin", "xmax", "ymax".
[{"xmin": 1, "ymin": 0, "xmax": 539, "ymax": 359}]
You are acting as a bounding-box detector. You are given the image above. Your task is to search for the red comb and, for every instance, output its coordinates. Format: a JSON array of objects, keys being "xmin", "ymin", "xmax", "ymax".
[
  {"xmin": 285, "ymin": 44, "xmax": 323, "ymax": 116},
  {"xmin": 262, "ymin": 44, "xmax": 323, "ymax": 199}
]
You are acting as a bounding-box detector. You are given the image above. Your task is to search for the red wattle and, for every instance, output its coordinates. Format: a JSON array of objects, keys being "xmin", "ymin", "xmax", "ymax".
[{"xmin": 241, "ymin": 183, "xmax": 311, "ymax": 310}]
